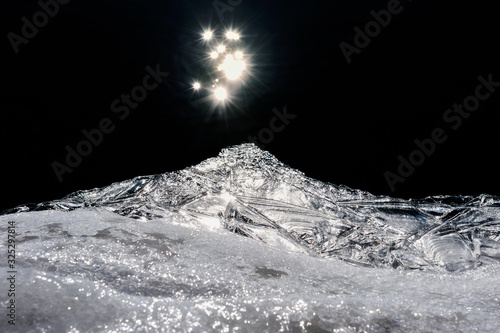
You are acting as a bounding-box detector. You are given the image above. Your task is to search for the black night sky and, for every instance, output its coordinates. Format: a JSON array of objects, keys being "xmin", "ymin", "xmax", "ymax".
[{"xmin": 1, "ymin": 0, "xmax": 499, "ymax": 211}]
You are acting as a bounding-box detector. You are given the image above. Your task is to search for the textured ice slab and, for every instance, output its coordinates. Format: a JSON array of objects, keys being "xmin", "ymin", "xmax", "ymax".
[
  {"xmin": 2, "ymin": 144, "xmax": 500, "ymax": 332},
  {"xmin": 8, "ymin": 143, "xmax": 500, "ymax": 271}
]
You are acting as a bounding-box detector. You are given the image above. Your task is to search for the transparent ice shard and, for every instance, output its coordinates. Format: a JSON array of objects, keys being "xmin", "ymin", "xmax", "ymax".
[{"xmin": 5, "ymin": 143, "xmax": 500, "ymax": 272}]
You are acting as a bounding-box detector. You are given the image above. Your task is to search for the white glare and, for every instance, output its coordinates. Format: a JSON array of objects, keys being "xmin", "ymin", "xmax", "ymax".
[
  {"xmin": 226, "ymin": 31, "xmax": 240, "ymax": 40},
  {"xmin": 194, "ymin": 27, "xmax": 252, "ymax": 108},
  {"xmin": 202, "ymin": 30, "xmax": 213, "ymax": 40},
  {"xmin": 216, "ymin": 45, "xmax": 226, "ymax": 53},
  {"xmin": 219, "ymin": 54, "xmax": 246, "ymax": 80},
  {"xmin": 214, "ymin": 87, "xmax": 227, "ymax": 101}
]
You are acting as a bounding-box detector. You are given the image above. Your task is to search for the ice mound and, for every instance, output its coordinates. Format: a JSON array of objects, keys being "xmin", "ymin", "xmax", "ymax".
[
  {"xmin": 8, "ymin": 143, "xmax": 500, "ymax": 271},
  {"xmin": 2, "ymin": 144, "xmax": 500, "ymax": 332}
]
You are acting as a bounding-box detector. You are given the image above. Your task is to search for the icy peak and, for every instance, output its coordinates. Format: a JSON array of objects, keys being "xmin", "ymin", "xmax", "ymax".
[{"xmin": 4, "ymin": 143, "xmax": 500, "ymax": 271}]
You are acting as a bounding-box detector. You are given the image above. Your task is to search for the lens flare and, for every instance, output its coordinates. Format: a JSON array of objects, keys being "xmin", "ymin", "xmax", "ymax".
[
  {"xmin": 216, "ymin": 45, "xmax": 226, "ymax": 53},
  {"xmin": 202, "ymin": 30, "xmax": 213, "ymax": 41},
  {"xmin": 214, "ymin": 87, "xmax": 227, "ymax": 101},
  {"xmin": 234, "ymin": 51, "xmax": 243, "ymax": 59},
  {"xmin": 191, "ymin": 26, "xmax": 252, "ymax": 108},
  {"xmin": 226, "ymin": 31, "xmax": 240, "ymax": 40},
  {"xmin": 219, "ymin": 54, "xmax": 246, "ymax": 80}
]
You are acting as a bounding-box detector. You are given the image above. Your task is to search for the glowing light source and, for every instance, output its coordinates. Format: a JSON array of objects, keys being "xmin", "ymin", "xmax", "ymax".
[
  {"xmin": 214, "ymin": 87, "xmax": 227, "ymax": 101},
  {"xmin": 218, "ymin": 54, "xmax": 246, "ymax": 80},
  {"xmin": 192, "ymin": 27, "xmax": 252, "ymax": 110},
  {"xmin": 202, "ymin": 30, "xmax": 213, "ymax": 41},
  {"xmin": 234, "ymin": 51, "xmax": 243, "ymax": 59},
  {"xmin": 226, "ymin": 31, "xmax": 240, "ymax": 40},
  {"xmin": 216, "ymin": 45, "xmax": 226, "ymax": 53}
]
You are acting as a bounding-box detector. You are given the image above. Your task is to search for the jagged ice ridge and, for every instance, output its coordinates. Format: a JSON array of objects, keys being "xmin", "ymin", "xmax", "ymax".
[{"xmin": 2, "ymin": 144, "xmax": 500, "ymax": 332}]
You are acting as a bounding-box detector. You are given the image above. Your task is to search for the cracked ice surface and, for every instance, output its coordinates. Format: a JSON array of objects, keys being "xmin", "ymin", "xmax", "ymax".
[{"xmin": 1, "ymin": 144, "xmax": 500, "ymax": 332}]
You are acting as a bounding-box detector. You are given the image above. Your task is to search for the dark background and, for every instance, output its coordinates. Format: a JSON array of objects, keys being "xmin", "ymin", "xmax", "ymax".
[{"xmin": 1, "ymin": 0, "xmax": 499, "ymax": 211}]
